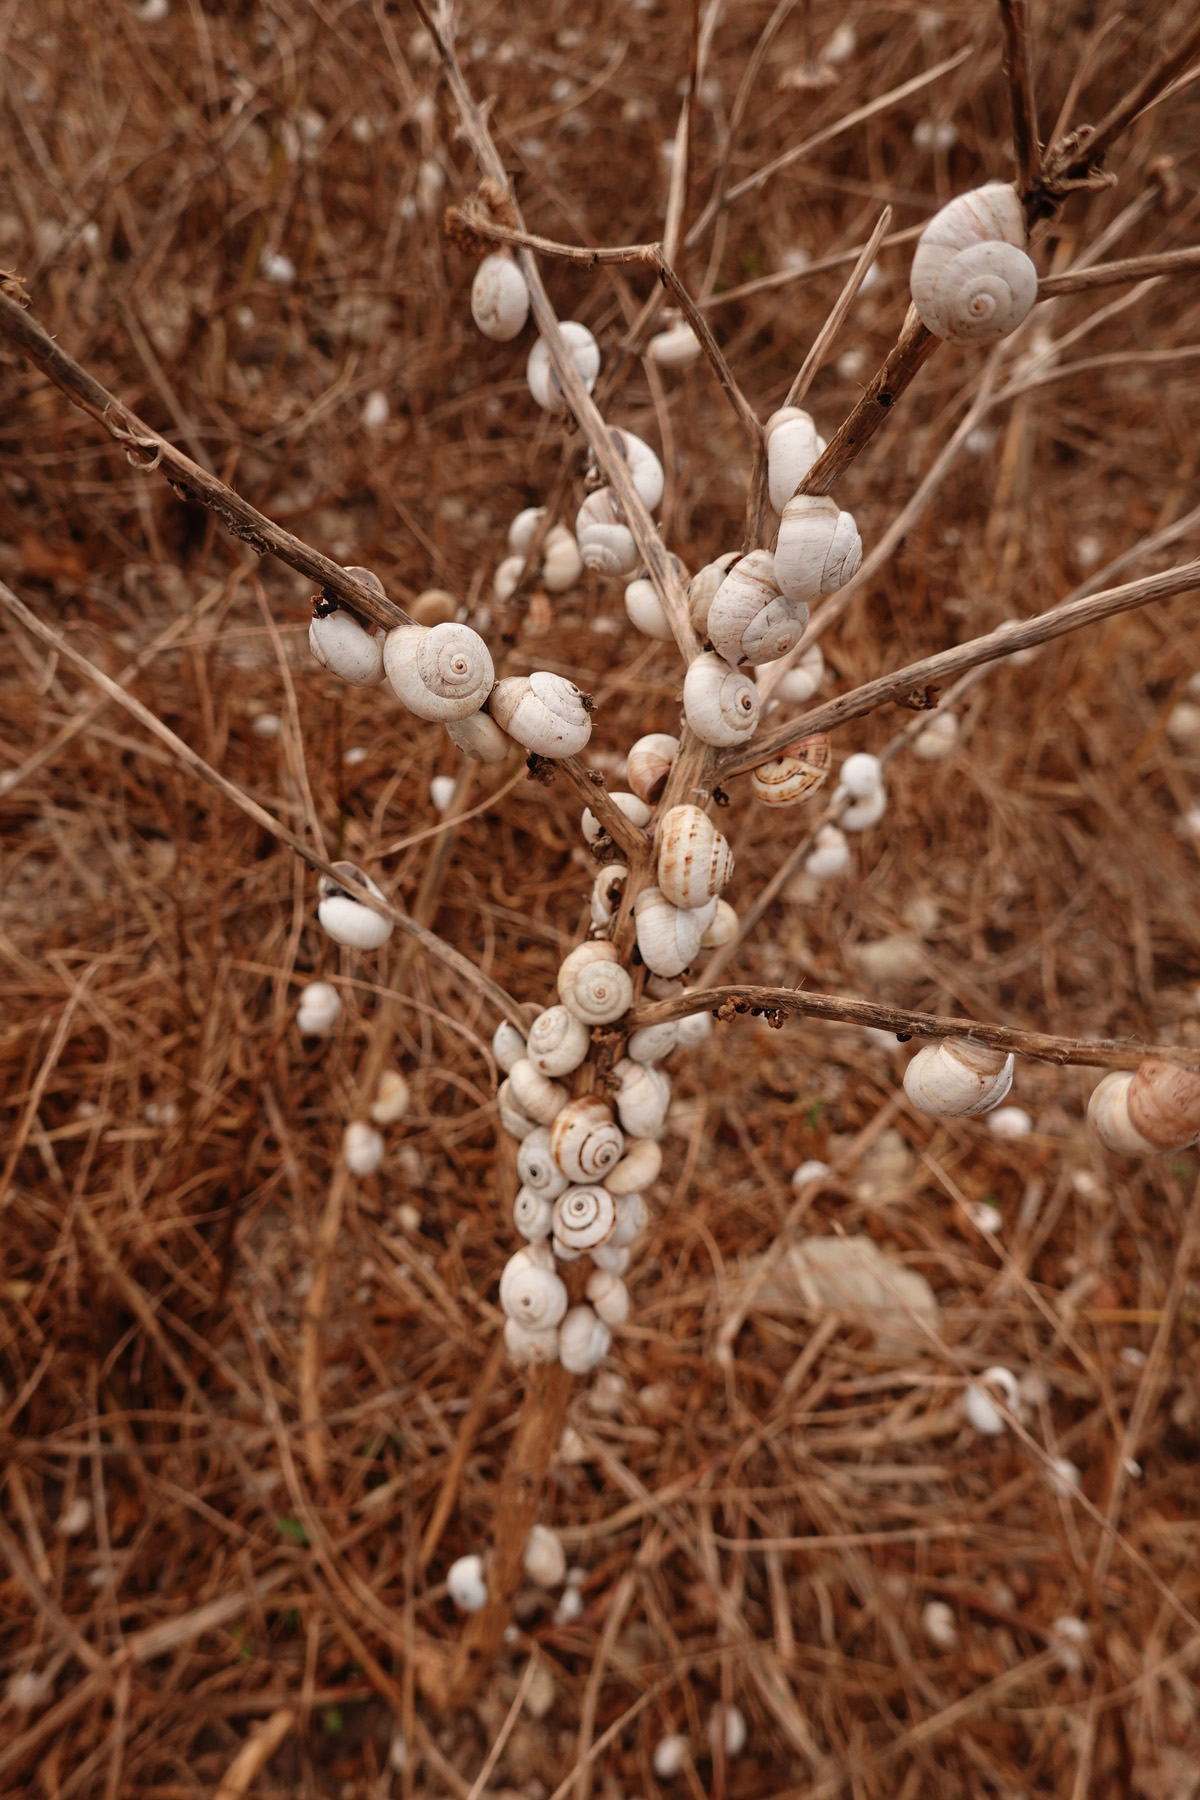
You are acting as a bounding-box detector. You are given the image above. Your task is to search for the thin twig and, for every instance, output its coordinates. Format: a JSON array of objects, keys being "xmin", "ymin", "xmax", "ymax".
[
  {"xmin": 1037, "ymin": 243, "xmax": 1200, "ymax": 297},
  {"xmin": 790, "ymin": 305, "xmax": 940, "ymax": 498},
  {"xmin": 997, "ymin": 0, "xmax": 1040, "ymax": 197}
]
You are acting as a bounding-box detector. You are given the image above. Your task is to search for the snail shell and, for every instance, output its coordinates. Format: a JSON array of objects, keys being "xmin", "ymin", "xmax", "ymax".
[
  {"xmin": 840, "ymin": 782, "xmax": 888, "ymax": 831},
  {"xmin": 563, "ymin": 958, "xmax": 634, "ymax": 1026},
  {"xmin": 657, "ymin": 804, "xmax": 735, "ymax": 910},
  {"xmin": 707, "ymin": 550, "xmax": 810, "ymax": 668},
  {"xmin": 517, "ymin": 1127, "xmax": 570, "ymax": 1198},
  {"xmin": 384, "ymin": 622, "xmax": 495, "ymax": 722},
  {"xmin": 749, "ymin": 734, "xmax": 832, "ymax": 807},
  {"xmin": 499, "ymin": 1249, "xmax": 568, "ymax": 1329},
  {"xmin": 309, "ymin": 607, "xmax": 385, "ymax": 687},
  {"xmin": 526, "ymin": 1005, "xmax": 592, "ymax": 1077},
  {"xmin": 296, "ymin": 980, "xmax": 341, "ymax": 1037},
  {"xmin": 497, "ymin": 1077, "xmax": 539, "ymax": 1140},
  {"xmin": 910, "ymin": 183, "xmax": 1037, "ymax": 346},
  {"xmin": 805, "ymin": 823, "xmax": 850, "ymax": 880},
  {"xmin": 504, "ymin": 1317, "xmax": 560, "ymax": 1366},
  {"xmin": 550, "ymin": 1096, "xmax": 625, "ymax": 1183},
  {"xmin": 541, "ymin": 525, "xmax": 583, "ymax": 592},
  {"xmin": 626, "ymin": 733, "xmax": 679, "ymax": 804},
  {"xmin": 1088, "ymin": 1060, "xmax": 1200, "ymax": 1155},
  {"xmin": 590, "ymin": 862, "xmax": 628, "ymax": 931},
  {"xmin": 626, "ymin": 1020, "xmax": 680, "ymax": 1065},
  {"xmin": 677, "ymin": 1006, "xmax": 712, "ymax": 1047},
  {"xmin": 581, "ymin": 790, "xmax": 652, "ymax": 845},
  {"xmin": 317, "ymin": 862, "xmax": 393, "ymax": 950},
  {"xmin": 606, "ymin": 427, "xmax": 665, "ymax": 511},
  {"xmin": 513, "ymin": 1186, "xmax": 554, "ymax": 1241},
  {"xmin": 613, "ymin": 1056, "xmax": 671, "ymax": 1138},
  {"xmin": 903, "ymin": 1039, "xmax": 1014, "ymax": 1118},
  {"xmin": 774, "ymin": 495, "xmax": 863, "ymax": 606},
  {"xmin": 445, "ymin": 710, "xmax": 511, "ymax": 763},
  {"xmin": 576, "ymin": 488, "xmax": 639, "ymax": 578},
  {"xmin": 683, "ymin": 652, "xmax": 761, "ymax": 747},
  {"xmin": 688, "ymin": 553, "xmax": 740, "ymax": 634},
  {"xmin": 489, "ymin": 670, "xmax": 592, "ymax": 758},
  {"xmin": 756, "ymin": 643, "xmax": 825, "ymax": 704},
  {"xmin": 913, "ymin": 711, "xmax": 959, "ymax": 760},
  {"xmin": 493, "ymin": 554, "xmax": 525, "ymax": 604},
  {"xmin": 646, "ymin": 318, "xmax": 700, "ymax": 367},
  {"xmin": 558, "ymin": 1304, "xmax": 612, "ymax": 1373},
  {"xmin": 634, "ymin": 886, "xmax": 705, "ymax": 979},
  {"xmin": 604, "ymin": 1137, "xmax": 662, "ymax": 1194},
  {"xmin": 766, "ymin": 407, "xmax": 826, "ymax": 514},
  {"xmin": 526, "ymin": 321, "xmax": 601, "ymax": 412},
  {"xmin": 841, "ymin": 752, "xmax": 882, "ymax": 797},
  {"xmin": 624, "ymin": 577, "xmax": 675, "ymax": 641},
  {"xmin": 508, "ymin": 1058, "xmax": 569, "ymax": 1126},
  {"xmin": 508, "ymin": 507, "xmax": 546, "ymax": 556},
  {"xmin": 590, "ymin": 1242, "xmax": 631, "ymax": 1274},
  {"xmin": 471, "ymin": 251, "xmax": 530, "ymax": 341},
  {"xmin": 585, "ymin": 1267, "xmax": 630, "ymax": 1327},
  {"xmin": 699, "ymin": 898, "xmax": 738, "ymax": 947},
  {"xmin": 610, "ymin": 1190, "xmax": 647, "ymax": 1247},
  {"xmin": 552, "ymin": 1184, "xmax": 617, "ymax": 1251},
  {"xmin": 410, "ymin": 588, "xmax": 458, "ymax": 626},
  {"xmin": 492, "ymin": 1018, "xmax": 526, "ymax": 1073}
]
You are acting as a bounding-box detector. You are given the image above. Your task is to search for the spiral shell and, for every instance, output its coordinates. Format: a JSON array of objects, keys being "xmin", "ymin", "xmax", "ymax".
[
  {"xmin": 492, "ymin": 1019, "xmax": 526, "ymax": 1073},
  {"xmin": 605, "ymin": 427, "xmax": 665, "ymax": 511},
  {"xmin": 576, "ymin": 488, "xmax": 639, "ymax": 577},
  {"xmin": 297, "ymin": 980, "xmax": 341, "ymax": 1036},
  {"xmin": 488, "ymin": 670, "xmax": 591, "ymax": 758},
  {"xmin": 552, "ymin": 1184, "xmax": 617, "ymax": 1251},
  {"xmin": 513, "ymin": 1186, "xmax": 554, "ymax": 1241},
  {"xmin": 508, "ymin": 1058, "xmax": 569, "ymax": 1126},
  {"xmin": 384, "ymin": 622, "xmax": 495, "ymax": 722},
  {"xmin": 756, "ymin": 643, "xmax": 825, "ymax": 704},
  {"xmin": 590, "ymin": 862, "xmax": 628, "ymax": 931},
  {"xmin": 910, "ymin": 184, "xmax": 1037, "ymax": 346},
  {"xmin": 903, "ymin": 1039, "xmax": 1014, "ymax": 1118},
  {"xmin": 585, "ymin": 1267, "xmax": 630, "ymax": 1327},
  {"xmin": 749, "ymin": 734, "xmax": 832, "ymax": 807},
  {"xmin": 613, "ymin": 1056, "xmax": 671, "ymax": 1138},
  {"xmin": 558, "ymin": 1304, "xmax": 612, "ymax": 1373},
  {"xmin": 805, "ymin": 823, "xmax": 850, "ymax": 880},
  {"xmin": 471, "ymin": 251, "xmax": 530, "ymax": 341},
  {"xmin": 317, "ymin": 862, "xmax": 393, "ymax": 950},
  {"xmin": 657, "ymin": 804, "xmax": 735, "ymax": 909},
  {"xmin": 626, "ymin": 733, "xmax": 679, "ymax": 804},
  {"xmin": 309, "ymin": 608, "xmax": 385, "ymax": 687},
  {"xmin": 445, "ymin": 710, "xmax": 511, "ymax": 763},
  {"xmin": 497, "ymin": 1077, "xmax": 539, "ymax": 1140},
  {"xmin": 526, "ymin": 321, "xmax": 601, "ymax": 412},
  {"xmin": 527, "ymin": 1005, "xmax": 592, "ymax": 1077},
  {"xmin": 683, "ymin": 652, "xmax": 761, "ymax": 747},
  {"xmin": 581, "ymin": 791, "xmax": 652, "ymax": 845},
  {"xmin": 688, "ymin": 553, "xmax": 740, "ymax": 634},
  {"xmin": 774, "ymin": 496, "xmax": 863, "ymax": 606},
  {"xmin": 517, "ymin": 1127, "xmax": 570, "ymax": 1198},
  {"xmin": 551, "ymin": 1096, "xmax": 625, "ymax": 1183},
  {"xmin": 557, "ymin": 941, "xmax": 616, "ymax": 998},
  {"xmin": 707, "ymin": 550, "xmax": 810, "ymax": 667},
  {"xmin": 624, "ymin": 577, "xmax": 674, "ymax": 641},
  {"xmin": 634, "ymin": 886, "xmax": 705, "ymax": 978},
  {"xmin": 605, "ymin": 1137, "xmax": 662, "ymax": 1195},
  {"xmin": 563, "ymin": 958, "xmax": 634, "ymax": 1026},
  {"xmin": 766, "ymin": 407, "xmax": 826, "ymax": 514},
  {"xmin": 504, "ymin": 1317, "xmax": 560, "ymax": 1365},
  {"xmin": 1088, "ymin": 1060, "xmax": 1200, "ymax": 1155},
  {"xmin": 499, "ymin": 1250, "xmax": 568, "ymax": 1329},
  {"xmin": 626, "ymin": 1020, "xmax": 680, "ymax": 1064}
]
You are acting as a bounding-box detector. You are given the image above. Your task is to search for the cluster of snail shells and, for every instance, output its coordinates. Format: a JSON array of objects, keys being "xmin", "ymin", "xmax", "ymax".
[
  {"xmin": 909, "ymin": 183, "xmax": 1038, "ymax": 347},
  {"xmin": 903, "ymin": 1039, "xmax": 1015, "ymax": 1118},
  {"xmin": 1086, "ymin": 1059, "xmax": 1200, "ymax": 1156},
  {"xmin": 494, "ymin": 508, "xmax": 583, "ymax": 600}
]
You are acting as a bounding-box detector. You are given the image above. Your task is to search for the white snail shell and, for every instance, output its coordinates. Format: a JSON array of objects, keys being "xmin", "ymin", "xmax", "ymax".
[
  {"xmin": 613, "ymin": 1057, "xmax": 671, "ymax": 1138},
  {"xmin": 445, "ymin": 710, "xmax": 511, "ymax": 763},
  {"xmin": 839, "ymin": 782, "xmax": 888, "ymax": 831},
  {"xmin": 508, "ymin": 507, "xmax": 546, "ymax": 556},
  {"xmin": 683, "ymin": 652, "xmax": 761, "ymax": 747},
  {"xmin": 624, "ymin": 577, "xmax": 674, "ymax": 641},
  {"xmin": 610, "ymin": 1190, "xmax": 647, "ymax": 1247},
  {"xmin": 526, "ymin": 321, "xmax": 601, "ymax": 412},
  {"xmin": 606, "ymin": 427, "xmax": 665, "ymax": 511},
  {"xmin": 646, "ymin": 318, "xmax": 700, "ymax": 367},
  {"xmin": 903, "ymin": 1039, "xmax": 1015, "ymax": 1117},
  {"xmin": 910, "ymin": 183, "xmax": 1037, "ymax": 346},
  {"xmin": 626, "ymin": 1020, "xmax": 680, "ymax": 1064},
  {"xmin": 699, "ymin": 898, "xmax": 738, "ymax": 947},
  {"xmin": 750, "ymin": 733, "xmax": 832, "ymax": 807},
  {"xmin": 552, "ymin": 1184, "xmax": 617, "ymax": 1250},
  {"xmin": 523, "ymin": 1524, "xmax": 567, "ymax": 1589},
  {"xmin": 504, "ymin": 1317, "xmax": 560, "ymax": 1366},
  {"xmin": 964, "ymin": 1365, "xmax": 1020, "ymax": 1435},
  {"xmin": 561, "ymin": 957, "xmax": 634, "ymax": 1027},
  {"xmin": 766, "ymin": 406, "xmax": 826, "ymax": 514},
  {"xmin": 493, "ymin": 554, "xmax": 525, "ymax": 604},
  {"xmin": 499, "ymin": 1248, "xmax": 568, "ymax": 1329},
  {"xmin": 447, "ymin": 1553, "xmax": 489, "ymax": 1611},
  {"xmin": 489, "ymin": 670, "xmax": 592, "ymax": 758},
  {"xmin": 581, "ymin": 791, "xmax": 652, "ymax": 845},
  {"xmin": 626, "ymin": 733, "xmax": 679, "ymax": 804},
  {"xmin": 370, "ymin": 1069, "xmax": 410, "ymax": 1124},
  {"xmin": 383, "ymin": 622, "xmax": 495, "ymax": 722},
  {"xmin": 297, "ymin": 980, "xmax": 341, "ymax": 1036},
  {"xmin": 309, "ymin": 609, "xmax": 386, "ymax": 687},
  {"xmin": 471, "ymin": 251, "xmax": 530, "ymax": 341},
  {"xmin": 590, "ymin": 863, "xmax": 628, "ymax": 931},
  {"xmin": 541, "ymin": 525, "xmax": 583, "ymax": 592},
  {"xmin": 688, "ymin": 553, "xmax": 740, "ymax": 634},
  {"xmin": 492, "ymin": 1018, "xmax": 527, "ymax": 1073},
  {"xmin": 497, "ymin": 1077, "xmax": 539, "ymax": 1140},
  {"xmin": 605, "ymin": 1137, "xmax": 662, "ymax": 1195},
  {"xmin": 707, "ymin": 550, "xmax": 810, "ymax": 668},
  {"xmin": 526, "ymin": 1006, "xmax": 592, "ymax": 1077},
  {"xmin": 913, "ymin": 711, "xmax": 959, "ymax": 760},
  {"xmin": 585, "ymin": 1268, "xmax": 630, "ymax": 1327},
  {"xmin": 507, "ymin": 1058, "xmax": 569, "ymax": 1126},
  {"xmin": 1087, "ymin": 1060, "xmax": 1200, "ymax": 1155},
  {"xmin": 805, "ymin": 823, "xmax": 850, "ymax": 880},
  {"xmin": 657, "ymin": 804, "xmax": 735, "ymax": 910},
  {"xmin": 317, "ymin": 862, "xmax": 393, "ymax": 950},
  {"xmin": 634, "ymin": 887, "xmax": 706, "ymax": 979},
  {"xmin": 343, "ymin": 1120, "xmax": 385, "ymax": 1176},
  {"xmin": 677, "ymin": 1006, "xmax": 712, "ymax": 1047},
  {"xmin": 513, "ymin": 1186, "xmax": 554, "ymax": 1241},
  {"xmin": 517, "ymin": 1127, "xmax": 570, "ymax": 1198},
  {"xmin": 841, "ymin": 752, "xmax": 882, "ymax": 797},
  {"xmin": 576, "ymin": 488, "xmax": 639, "ymax": 578},
  {"xmin": 774, "ymin": 495, "xmax": 863, "ymax": 606},
  {"xmin": 756, "ymin": 643, "xmax": 825, "ymax": 703},
  {"xmin": 558, "ymin": 1304, "xmax": 612, "ymax": 1373},
  {"xmin": 590, "ymin": 1242, "xmax": 632, "ymax": 1274},
  {"xmin": 551, "ymin": 1096, "xmax": 625, "ymax": 1183}
]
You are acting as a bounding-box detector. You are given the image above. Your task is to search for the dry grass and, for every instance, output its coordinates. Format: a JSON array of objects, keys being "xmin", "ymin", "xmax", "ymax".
[{"xmin": 2, "ymin": 1, "xmax": 1200, "ymax": 1796}]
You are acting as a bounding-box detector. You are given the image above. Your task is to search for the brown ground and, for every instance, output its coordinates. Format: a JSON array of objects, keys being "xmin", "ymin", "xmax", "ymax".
[{"xmin": 2, "ymin": 2, "xmax": 1200, "ymax": 1796}]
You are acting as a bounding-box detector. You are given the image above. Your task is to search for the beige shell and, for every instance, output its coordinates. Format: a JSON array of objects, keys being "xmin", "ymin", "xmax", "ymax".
[
  {"xmin": 646, "ymin": 318, "xmax": 700, "ymax": 367},
  {"xmin": 558, "ymin": 1304, "xmax": 612, "ymax": 1373},
  {"xmin": 504, "ymin": 1317, "xmax": 560, "ymax": 1366},
  {"xmin": 559, "ymin": 943, "xmax": 633, "ymax": 1025},
  {"xmin": 749, "ymin": 733, "xmax": 832, "ymax": 806},
  {"xmin": 497, "ymin": 1076, "xmax": 539, "ymax": 1140},
  {"xmin": 707, "ymin": 550, "xmax": 809, "ymax": 668},
  {"xmin": 613, "ymin": 1056, "xmax": 671, "ymax": 1138},
  {"xmin": 590, "ymin": 1242, "xmax": 631, "ymax": 1274},
  {"xmin": 513, "ymin": 1186, "xmax": 554, "ymax": 1241},
  {"xmin": 903, "ymin": 1039, "xmax": 1014, "ymax": 1118},
  {"xmin": 527, "ymin": 1005, "xmax": 592, "ymax": 1077},
  {"xmin": 683, "ymin": 652, "xmax": 761, "ymax": 747},
  {"xmin": 1086, "ymin": 1072, "xmax": 1152, "ymax": 1155},
  {"xmin": 383, "ymin": 622, "xmax": 495, "ymax": 722},
  {"xmin": 605, "ymin": 427, "xmax": 664, "ymax": 511},
  {"xmin": 445, "ymin": 711, "xmax": 511, "ymax": 763},
  {"xmin": 626, "ymin": 1020, "xmax": 680, "ymax": 1064},
  {"xmin": 309, "ymin": 608, "xmax": 385, "ymax": 687},
  {"xmin": 576, "ymin": 488, "xmax": 639, "ymax": 577},
  {"xmin": 1127, "ymin": 1059, "xmax": 1200, "ymax": 1150},
  {"xmin": 699, "ymin": 898, "xmax": 738, "ymax": 948},
  {"xmin": 604, "ymin": 1137, "xmax": 662, "ymax": 1194},
  {"xmin": 624, "ymin": 577, "xmax": 674, "ymax": 641},
  {"xmin": 410, "ymin": 587, "xmax": 459, "ymax": 626},
  {"xmin": 557, "ymin": 940, "xmax": 618, "ymax": 1001},
  {"xmin": 552, "ymin": 1184, "xmax": 617, "ymax": 1250},
  {"xmin": 590, "ymin": 863, "xmax": 628, "ymax": 931},
  {"xmin": 499, "ymin": 1249, "xmax": 568, "ymax": 1328},
  {"xmin": 489, "ymin": 670, "xmax": 592, "ymax": 758},
  {"xmin": 688, "ymin": 553, "xmax": 740, "ymax": 634},
  {"xmin": 634, "ymin": 886, "xmax": 705, "ymax": 978},
  {"xmin": 541, "ymin": 525, "xmax": 582, "ymax": 592},
  {"xmin": 626, "ymin": 732, "xmax": 679, "ymax": 804},
  {"xmin": 581, "ymin": 790, "xmax": 652, "ymax": 845},
  {"xmin": 585, "ymin": 1267, "xmax": 630, "ymax": 1327},
  {"xmin": 766, "ymin": 406, "xmax": 826, "ymax": 514},
  {"xmin": 610, "ymin": 1190, "xmax": 647, "ymax": 1247},
  {"xmin": 756, "ymin": 643, "xmax": 825, "ymax": 704},
  {"xmin": 657, "ymin": 804, "xmax": 735, "ymax": 910},
  {"xmin": 910, "ymin": 184, "xmax": 1037, "ymax": 346},
  {"xmin": 774, "ymin": 495, "xmax": 862, "ymax": 607},
  {"xmin": 471, "ymin": 252, "xmax": 530, "ymax": 341},
  {"xmin": 508, "ymin": 1058, "xmax": 569, "ymax": 1126},
  {"xmin": 550, "ymin": 1096, "xmax": 625, "ymax": 1183},
  {"xmin": 492, "ymin": 1019, "xmax": 526, "ymax": 1073},
  {"xmin": 517, "ymin": 1127, "xmax": 570, "ymax": 1198},
  {"xmin": 526, "ymin": 321, "xmax": 600, "ymax": 412},
  {"xmin": 317, "ymin": 862, "xmax": 393, "ymax": 951}
]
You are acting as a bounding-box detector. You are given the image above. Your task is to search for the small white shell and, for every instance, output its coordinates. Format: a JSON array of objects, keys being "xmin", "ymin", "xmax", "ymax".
[
  {"xmin": 604, "ymin": 1137, "xmax": 662, "ymax": 1195},
  {"xmin": 557, "ymin": 940, "xmax": 618, "ymax": 1000},
  {"xmin": 652, "ymin": 1734, "xmax": 689, "ymax": 1779},
  {"xmin": 902, "ymin": 1039, "xmax": 1014, "ymax": 1118},
  {"xmin": 774, "ymin": 495, "xmax": 863, "ymax": 606},
  {"xmin": 508, "ymin": 507, "xmax": 546, "ymax": 556},
  {"xmin": 370, "ymin": 1069, "xmax": 410, "ymax": 1124},
  {"xmin": 489, "ymin": 670, "xmax": 592, "ymax": 758},
  {"xmin": 445, "ymin": 710, "xmax": 511, "ymax": 763},
  {"xmin": 634, "ymin": 886, "xmax": 705, "ymax": 978},
  {"xmin": 504, "ymin": 1317, "xmax": 560, "ymax": 1366},
  {"xmin": 513, "ymin": 1186, "xmax": 554, "ymax": 1241},
  {"xmin": 493, "ymin": 554, "xmax": 525, "ymax": 604},
  {"xmin": 756, "ymin": 643, "xmax": 825, "ymax": 703},
  {"xmin": 507, "ymin": 1058, "xmax": 569, "ymax": 1126},
  {"xmin": 576, "ymin": 488, "xmax": 639, "ymax": 578},
  {"xmin": 613, "ymin": 1057, "xmax": 671, "ymax": 1138},
  {"xmin": 552, "ymin": 1184, "xmax": 617, "ymax": 1250},
  {"xmin": 383, "ymin": 622, "xmax": 495, "ymax": 722},
  {"xmin": 558, "ymin": 1304, "xmax": 612, "ymax": 1373},
  {"xmin": 657, "ymin": 805, "xmax": 735, "ymax": 909},
  {"xmin": 682, "ymin": 652, "xmax": 761, "ymax": 747},
  {"xmin": 309, "ymin": 609, "xmax": 385, "ymax": 686},
  {"xmin": 541, "ymin": 525, "xmax": 583, "ymax": 592},
  {"xmin": 517, "ymin": 1128, "xmax": 570, "ymax": 1198},
  {"xmin": 523, "ymin": 1524, "xmax": 566, "ymax": 1588},
  {"xmin": 688, "ymin": 554, "xmax": 740, "ymax": 634},
  {"xmin": 840, "ymin": 752, "xmax": 882, "ymax": 797},
  {"xmin": 492, "ymin": 1018, "xmax": 527, "ymax": 1074},
  {"xmin": 626, "ymin": 733, "xmax": 679, "ymax": 803},
  {"xmin": 606, "ymin": 427, "xmax": 665, "ymax": 510},
  {"xmin": 699, "ymin": 899, "xmax": 738, "ymax": 947},
  {"xmin": 585, "ymin": 1267, "xmax": 630, "ymax": 1326},
  {"xmin": 497, "ymin": 1077, "xmax": 539, "ymax": 1140},
  {"xmin": 429, "ymin": 774, "xmax": 456, "ymax": 813},
  {"xmin": 590, "ymin": 863, "xmax": 628, "ymax": 931},
  {"xmin": 626, "ymin": 1020, "xmax": 680, "ymax": 1065},
  {"xmin": 624, "ymin": 577, "xmax": 674, "ymax": 641},
  {"xmin": 563, "ymin": 959, "xmax": 634, "ymax": 1027},
  {"xmin": 297, "ymin": 980, "xmax": 341, "ymax": 1036},
  {"xmin": 344, "ymin": 1120, "xmax": 385, "ymax": 1176},
  {"xmin": 471, "ymin": 252, "xmax": 530, "ymax": 341},
  {"xmin": 499, "ymin": 1249, "xmax": 569, "ymax": 1329},
  {"xmin": 910, "ymin": 184, "xmax": 1037, "ymax": 346},
  {"xmin": 964, "ymin": 1365, "xmax": 1020, "ymax": 1434},
  {"xmin": 646, "ymin": 319, "xmax": 700, "ymax": 366},
  {"xmin": 766, "ymin": 406, "xmax": 826, "ymax": 513},
  {"xmin": 610, "ymin": 1191, "xmax": 647, "ymax": 1247},
  {"xmin": 550, "ymin": 1096, "xmax": 625, "ymax": 1183},
  {"xmin": 709, "ymin": 1703, "xmax": 747, "ymax": 1760},
  {"xmin": 317, "ymin": 863, "xmax": 393, "ymax": 950},
  {"xmin": 527, "ymin": 1006, "xmax": 592, "ymax": 1077},
  {"xmin": 590, "ymin": 1242, "xmax": 632, "ymax": 1274},
  {"xmin": 676, "ymin": 1008, "xmax": 712, "ymax": 1047},
  {"xmin": 707, "ymin": 550, "xmax": 809, "ymax": 667},
  {"xmin": 526, "ymin": 321, "xmax": 601, "ymax": 412},
  {"xmin": 913, "ymin": 711, "xmax": 959, "ymax": 760},
  {"xmin": 581, "ymin": 791, "xmax": 652, "ymax": 845},
  {"xmin": 804, "ymin": 823, "xmax": 850, "ymax": 880},
  {"xmin": 447, "ymin": 1553, "xmax": 489, "ymax": 1612},
  {"xmin": 840, "ymin": 783, "xmax": 887, "ymax": 831}
]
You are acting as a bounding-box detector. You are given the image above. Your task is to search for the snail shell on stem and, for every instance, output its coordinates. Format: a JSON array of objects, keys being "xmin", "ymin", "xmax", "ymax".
[
  {"xmin": 903, "ymin": 1039, "xmax": 1014, "ymax": 1118},
  {"xmin": 551, "ymin": 1096, "xmax": 625, "ymax": 1183},
  {"xmin": 1087, "ymin": 1059, "xmax": 1200, "ymax": 1155},
  {"xmin": 766, "ymin": 407, "xmax": 826, "ymax": 514},
  {"xmin": 683, "ymin": 652, "xmax": 761, "ymax": 747},
  {"xmin": 526, "ymin": 321, "xmax": 600, "ymax": 412},
  {"xmin": 774, "ymin": 495, "xmax": 862, "ymax": 607},
  {"xmin": 489, "ymin": 670, "xmax": 592, "ymax": 757},
  {"xmin": 626, "ymin": 733, "xmax": 679, "ymax": 804},
  {"xmin": 383, "ymin": 622, "xmax": 495, "ymax": 722},
  {"xmin": 749, "ymin": 734, "xmax": 832, "ymax": 806},
  {"xmin": 910, "ymin": 183, "xmax": 1037, "ymax": 346},
  {"xmin": 707, "ymin": 549, "xmax": 809, "ymax": 667},
  {"xmin": 657, "ymin": 804, "xmax": 735, "ymax": 909}
]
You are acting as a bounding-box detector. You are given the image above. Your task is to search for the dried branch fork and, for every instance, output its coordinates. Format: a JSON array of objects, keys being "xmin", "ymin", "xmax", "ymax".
[{"xmin": 632, "ymin": 985, "xmax": 1200, "ymax": 1073}]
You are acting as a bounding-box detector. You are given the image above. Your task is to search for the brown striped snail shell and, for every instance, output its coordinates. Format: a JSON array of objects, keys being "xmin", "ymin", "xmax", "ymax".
[{"xmin": 749, "ymin": 733, "xmax": 832, "ymax": 806}]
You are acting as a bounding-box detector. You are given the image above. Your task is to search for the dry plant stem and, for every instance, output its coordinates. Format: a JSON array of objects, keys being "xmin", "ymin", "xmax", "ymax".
[
  {"xmin": 1036, "ymin": 243, "xmax": 1200, "ymax": 297},
  {"xmin": 1059, "ymin": 15, "xmax": 1200, "ymax": 178},
  {"xmin": 723, "ymin": 555, "xmax": 1200, "ymax": 775},
  {"xmin": 0, "ymin": 291, "xmax": 413, "ymax": 634},
  {"xmin": 0, "ymin": 578, "xmax": 527, "ymax": 1031},
  {"xmin": 998, "ymin": 0, "xmax": 1040, "ymax": 196},
  {"xmin": 212, "ymin": 1709, "xmax": 296, "ymax": 1800},
  {"xmin": 298, "ymin": 1165, "xmax": 350, "ymax": 1487},
  {"xmin": 418, "ymin": 1335, "xmax": 507, "ymax": 1572},
  {"xmin": 631, "ymin": 983, "xmax": 1200, "ymax": 1072},
  {"xmin": 796, "ymin": 306, "xmax": 940, "ymax": 498},
  {"xmin": 703, "ymin": 223, "xmax": 927, "ymax": 311}
]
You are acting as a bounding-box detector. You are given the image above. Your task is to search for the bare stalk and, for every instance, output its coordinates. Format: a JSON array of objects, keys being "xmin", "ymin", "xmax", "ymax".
[{"xmin": 998, "ymin": 0, "xmax": 1041, "ymax": 196}]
